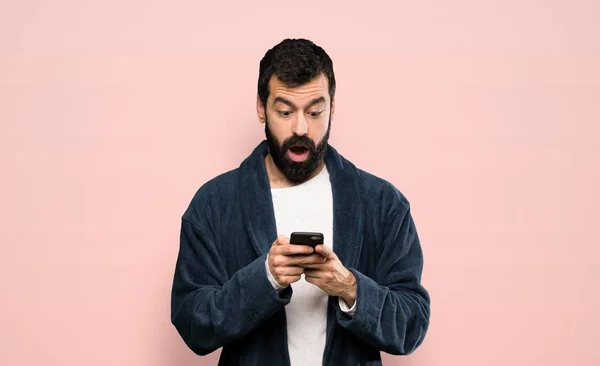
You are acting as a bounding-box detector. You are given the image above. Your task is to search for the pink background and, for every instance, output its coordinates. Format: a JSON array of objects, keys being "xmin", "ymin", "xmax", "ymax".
[{"xmin": 1, "ymin": 1, "xmax": 599, "ymax": 365}]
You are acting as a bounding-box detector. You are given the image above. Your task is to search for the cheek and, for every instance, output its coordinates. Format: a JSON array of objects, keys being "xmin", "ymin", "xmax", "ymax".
[
  {"xmin": 309, "ymin": 119, "xmax": 329, "ymax": 141},
  {"xmin": 267, "ymin": 123, "xmax": 294, "ymax": 145},
  {"xmin": 266, "ymin": 114, "xmax": 288, "ymax": 134}
]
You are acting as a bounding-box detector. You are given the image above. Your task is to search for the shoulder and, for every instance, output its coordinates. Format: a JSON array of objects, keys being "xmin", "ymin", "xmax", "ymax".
[
  {"xmin": 356, "ymin": 167, "xmax": 411, "ymax": 215},
  {"xmin": 181, "ymin": 168, "xmax": 239, "ymax": 223},
  {"xmin": 328, "ymin": 146, "xmax": 409, "ymax": 206},
  {"xmin": 328, "ymin": 146, "xmax": 411, "ymax": 215}
]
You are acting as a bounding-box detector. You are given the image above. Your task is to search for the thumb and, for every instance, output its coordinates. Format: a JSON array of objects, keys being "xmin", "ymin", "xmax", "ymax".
[{"xmin": 275, "ymin": 235, "xmax": 289, "ymax": 246}]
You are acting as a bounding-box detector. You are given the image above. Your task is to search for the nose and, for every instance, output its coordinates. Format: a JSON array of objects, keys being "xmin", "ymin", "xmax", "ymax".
[{"xmin": 292, "ymin": 113, "xmax": 308, "ymax": 136}]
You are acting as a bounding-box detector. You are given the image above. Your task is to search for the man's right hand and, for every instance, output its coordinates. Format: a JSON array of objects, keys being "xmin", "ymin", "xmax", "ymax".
[{"xmin": 267, "ymin": 235, "xmax": 328, "ymax": 287}]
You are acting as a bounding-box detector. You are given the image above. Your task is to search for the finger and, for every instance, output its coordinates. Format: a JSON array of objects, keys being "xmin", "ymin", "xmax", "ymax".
[
  {"xmin": 299, "ymin": 254, "xmax": 328, "ymax": 268},
  {"xmin": 276, "ymin": 266, "xmax": 304, "ymax": 276},
  {"xmin": 280, "ymin": 275, "xmax": 302, "ymax": 284},
  {"xmin": 288, "ymin": 254, "xmax": 327, "ymax": 266},
  {"xmin": 315, "ymin": 244, "xmax": 336, "ymax": 260},
  {"xmin": 303, "ymin": 268, "xmax": 328, "ymax": 279},
  {"xmin": 303, "ymin": 268, "xmax": 317, "ymax": 276},
  {"xmin": 304, "ymin": 274, "xmax": 323, "ymax": 287},
  {"xmin": 281, "ymin": 244, "xmax": 314, "ymax": 256},
  {"xmin": 301, "ymin": 262, "xmax": 326, "ymax": 269}
]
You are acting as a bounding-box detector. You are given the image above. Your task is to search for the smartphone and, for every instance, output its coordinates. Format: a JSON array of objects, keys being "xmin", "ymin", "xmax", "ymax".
[{"xmin": 289, "ymin": 232, "xmax": 324, "ymax": 248}]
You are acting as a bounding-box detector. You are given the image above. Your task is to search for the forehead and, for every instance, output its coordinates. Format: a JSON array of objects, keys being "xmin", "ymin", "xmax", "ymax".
[{"xmin": 268, "ymin": 73, "xmax": 330, "ymax": 106}]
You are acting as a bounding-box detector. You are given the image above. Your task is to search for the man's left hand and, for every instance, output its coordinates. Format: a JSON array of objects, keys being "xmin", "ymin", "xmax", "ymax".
[{"xmin": 302, "ymin": 245, "xmax": 357, "ymax": 308}]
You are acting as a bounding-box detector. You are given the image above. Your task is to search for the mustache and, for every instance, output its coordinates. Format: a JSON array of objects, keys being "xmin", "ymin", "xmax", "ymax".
[{"xmin": 281, "ymin": 135, "xmax": 316, "ymax": 152}]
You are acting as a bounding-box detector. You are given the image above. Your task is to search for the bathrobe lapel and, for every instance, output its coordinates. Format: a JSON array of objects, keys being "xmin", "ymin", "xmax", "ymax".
[{"xmin": 239, "ymin": 141, "xmax": 364, "ymax": 269}]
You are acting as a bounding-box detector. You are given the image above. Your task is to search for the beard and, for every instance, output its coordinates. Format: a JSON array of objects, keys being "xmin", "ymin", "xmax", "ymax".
[{"xmin": 265, "ymin": 116, "xmax": 331, "ymax": 184}]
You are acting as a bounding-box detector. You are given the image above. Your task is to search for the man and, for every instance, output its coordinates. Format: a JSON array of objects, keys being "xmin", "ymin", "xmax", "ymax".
[{"xmin": 171, "ymin": 38, "xmax": 430, "ymax": 365}]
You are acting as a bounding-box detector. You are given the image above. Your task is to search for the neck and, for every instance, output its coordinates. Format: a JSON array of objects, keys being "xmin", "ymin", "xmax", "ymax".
[{"xmin": 265, "ymin": 154, "xmax": 325, "ymax": 189}]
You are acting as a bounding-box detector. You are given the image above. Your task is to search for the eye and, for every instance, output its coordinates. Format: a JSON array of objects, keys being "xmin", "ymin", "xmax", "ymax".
[
  {"xmin": 278, "ymin": 110, "xmax": 292, "ymax": 117},
  {"xmin": 308, "ymin": 111, "xmax": 323, "ymax": 118}
]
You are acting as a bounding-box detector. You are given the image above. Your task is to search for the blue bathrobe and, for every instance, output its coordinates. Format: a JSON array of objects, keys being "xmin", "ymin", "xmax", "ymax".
[{"xmin": 171, "ymin": 141, "xmax": 430, "ymax": 365}]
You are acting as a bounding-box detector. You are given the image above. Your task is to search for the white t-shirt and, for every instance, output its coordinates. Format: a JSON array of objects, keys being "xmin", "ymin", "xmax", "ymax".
[{"xmin": 265, "ymin": 166, "xmax": 355, "ymax": 366}]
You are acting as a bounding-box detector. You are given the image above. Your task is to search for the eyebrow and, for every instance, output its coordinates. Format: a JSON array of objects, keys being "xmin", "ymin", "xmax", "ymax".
[{"xmin": 273, "ymin": 96, "xmax": 326, "ymax": 109}]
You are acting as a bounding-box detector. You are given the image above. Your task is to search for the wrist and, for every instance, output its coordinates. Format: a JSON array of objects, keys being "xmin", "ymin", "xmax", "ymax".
[
  {"xmin": 342, "ymin": 291, "xmax": 356, "ymax": 308},
  {"xmin": 265, "ymin": 254, "xmax": 286, "ymax": 292},
  {"xmin": 341, "ymin": 272, "xmax": 357, "ymax": 307}
]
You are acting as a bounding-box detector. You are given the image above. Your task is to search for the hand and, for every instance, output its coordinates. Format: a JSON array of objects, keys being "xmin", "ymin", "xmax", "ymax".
[
  {"xmin": 302, "ymin": 245, "xmax": 357, "ymax": 307},
  {"xmin": 267, "ymin": 235, "xmax": 328, "ymax": 287}
]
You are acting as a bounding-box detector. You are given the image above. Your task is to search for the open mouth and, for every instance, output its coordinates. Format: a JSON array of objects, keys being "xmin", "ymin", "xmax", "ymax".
[
  {"xmin": 289, "ymin": 145, "xmax": 308, "ymax": 155},
  {"xmin": 288, "ymin": 145, "xmax": 309, "ymax": 162}
]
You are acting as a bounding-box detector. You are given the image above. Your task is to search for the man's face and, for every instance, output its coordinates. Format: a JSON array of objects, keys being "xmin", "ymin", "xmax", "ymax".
[{"xmin": 257, "ymin": 73, "xmax": 335, "ymax": 183}]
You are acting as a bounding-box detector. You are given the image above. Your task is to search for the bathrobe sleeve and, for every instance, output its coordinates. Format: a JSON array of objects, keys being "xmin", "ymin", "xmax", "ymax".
[
  {"xmin": 335, "ymin": 203, "xmax": 431, "ymax": 355},
  {"xmin": 170, "ymin": 194, "xmax": 291, "ymax": 356}
]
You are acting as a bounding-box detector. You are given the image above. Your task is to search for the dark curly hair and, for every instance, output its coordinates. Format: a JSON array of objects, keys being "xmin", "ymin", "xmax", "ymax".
[{"xmin": 257, "ymin": 38, "xmax": 336, "ymax": 106}]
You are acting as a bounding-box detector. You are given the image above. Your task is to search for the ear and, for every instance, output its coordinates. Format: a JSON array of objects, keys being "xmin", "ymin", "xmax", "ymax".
[
  {"xmin": 330, "ymin": 99, "xmax": 335, "ymax": 121},
  {"xmin": 257, "ymin": 95, "xmax": 266, "ymax": 124}
]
